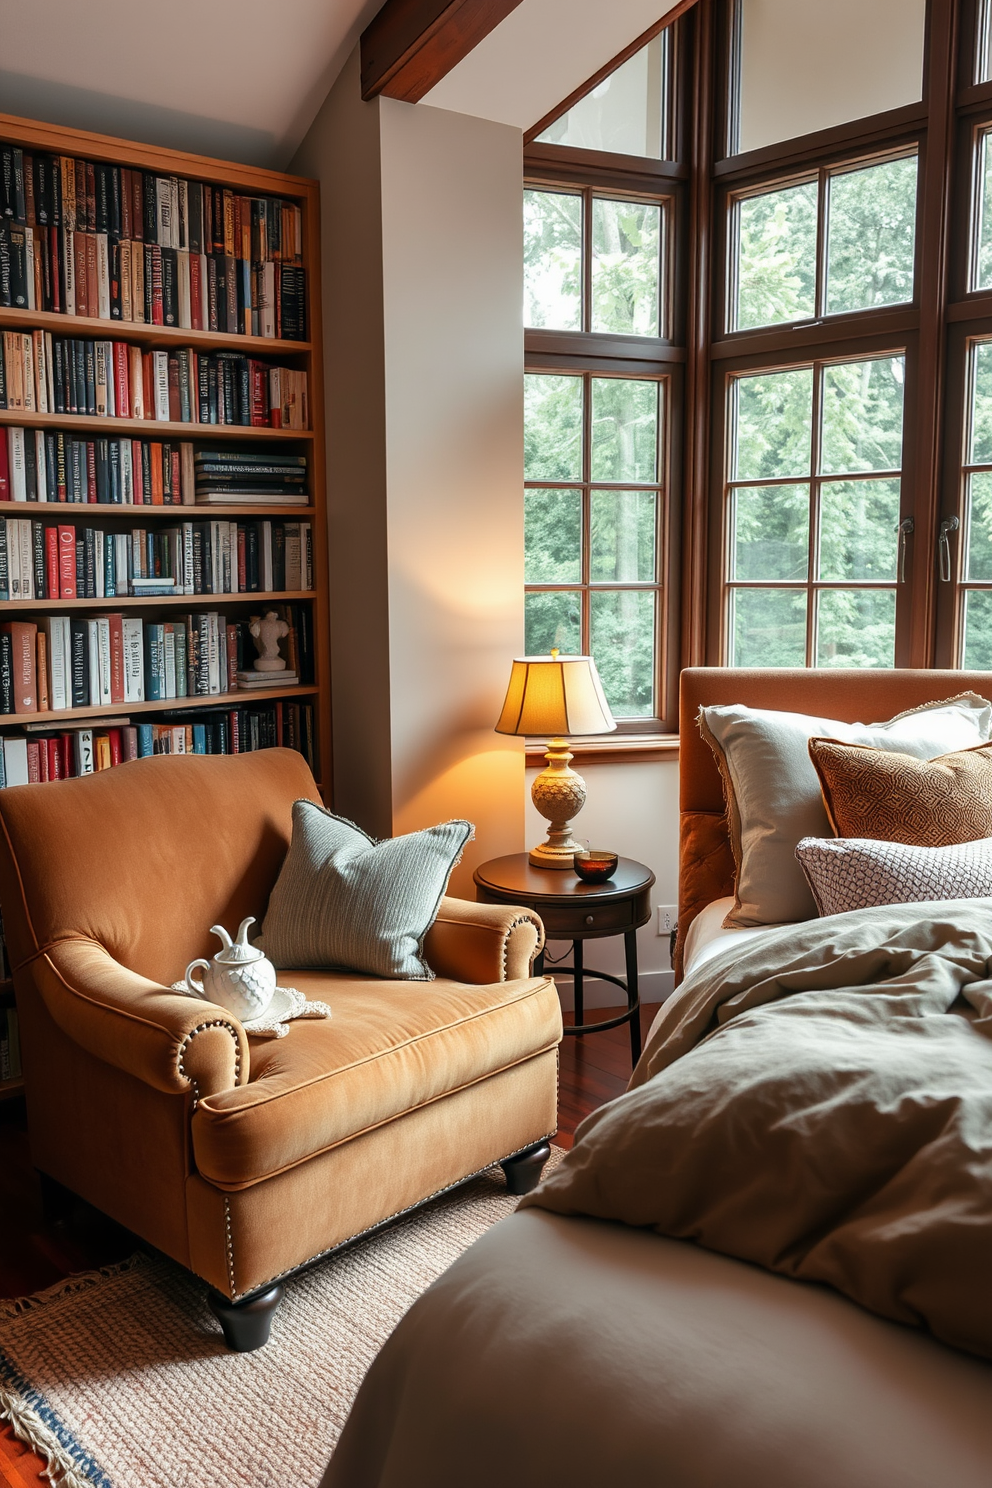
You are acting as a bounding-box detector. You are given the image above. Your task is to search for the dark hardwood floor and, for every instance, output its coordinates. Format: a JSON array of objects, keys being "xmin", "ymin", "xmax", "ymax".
[{"xmin": 0, "ymin": 1004, "xmax": 647, "ymax": 1487}]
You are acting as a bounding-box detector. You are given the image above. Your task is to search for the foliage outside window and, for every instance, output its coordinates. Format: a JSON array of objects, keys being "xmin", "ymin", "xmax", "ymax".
[
  {"xmin": 524, "ymin": 188, "xmax": 666, "ymax": 337},
  {"xmin": 726, "ymin": 356, "xmax": 905, "ymax": 667},
  {"xmin": 731, "ymin": 152, "xmax": 918, "ymax": 333},
  {"xmin": 525, "ymin": 372, "xmax": 663, "ymax": 718}
]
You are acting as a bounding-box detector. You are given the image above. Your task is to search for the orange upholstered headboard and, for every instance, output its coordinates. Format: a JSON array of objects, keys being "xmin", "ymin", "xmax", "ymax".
[{"xmin": 675, "ymin": 667, "xmax": 992, "ymax": 982}]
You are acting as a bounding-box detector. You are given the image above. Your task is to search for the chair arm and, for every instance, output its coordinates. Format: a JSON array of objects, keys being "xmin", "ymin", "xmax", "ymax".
[
  {"xmin": 424, "ymin": 897, "xmax": 545, "ymax": 984},
  {"xmin": 27, "ymin": 936, "xmax": 249, "ymax": 1101}
]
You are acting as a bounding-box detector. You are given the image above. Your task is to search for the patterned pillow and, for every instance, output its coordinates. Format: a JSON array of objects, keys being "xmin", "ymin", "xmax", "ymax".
[
  {"xmin": 808, "ymin": 739, "xmax": 992, "ymax": 845},
  {"xmin": 795, "ymin": 835, "xmax": 992, "ymax": 916},
  {"xmin": 261, "ymin": 801, "xmax": 473, "ymax": 978}
]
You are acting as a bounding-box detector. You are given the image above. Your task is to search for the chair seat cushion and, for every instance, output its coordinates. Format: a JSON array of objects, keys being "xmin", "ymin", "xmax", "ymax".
[{"xmin": 191, "ymin": 970, "xmax": 561, "ymax": 1190}]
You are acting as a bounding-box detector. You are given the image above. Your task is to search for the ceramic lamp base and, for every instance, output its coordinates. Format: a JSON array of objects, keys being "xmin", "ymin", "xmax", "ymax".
[{"xmin": 529, "ymin": 737, "xmax": 586, "ymax": 871}]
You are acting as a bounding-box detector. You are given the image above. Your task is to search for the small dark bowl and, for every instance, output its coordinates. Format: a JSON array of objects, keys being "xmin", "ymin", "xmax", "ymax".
[{"xmin": 573, "ymin": 850, "xmax": 619, "ymax": 883}]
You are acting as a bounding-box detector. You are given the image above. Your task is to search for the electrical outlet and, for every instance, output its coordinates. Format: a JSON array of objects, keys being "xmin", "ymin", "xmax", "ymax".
[{"xmin": 656, "ymin": 904, "xmax": 677, "ymax": 936}]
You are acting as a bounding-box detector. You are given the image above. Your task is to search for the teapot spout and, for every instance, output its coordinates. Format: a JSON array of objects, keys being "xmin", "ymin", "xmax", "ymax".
[
  {"xmin": 236, "ymin": 916, "xmax": 257, "ymax": 947},
  {"xmin": 210, "ymin": 924, "xmax": 234, "ymax": 952}
]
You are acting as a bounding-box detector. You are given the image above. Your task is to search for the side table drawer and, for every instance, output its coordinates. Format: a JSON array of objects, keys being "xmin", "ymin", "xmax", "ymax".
[{"xmin": 540, "ymin": 898, "xmax": 634, "ymax": 938}]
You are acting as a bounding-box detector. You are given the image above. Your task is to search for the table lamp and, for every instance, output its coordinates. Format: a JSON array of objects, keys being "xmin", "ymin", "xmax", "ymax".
[{"xmin": 495, "ymin": 649, "xmax": 616, "ymax": 868}]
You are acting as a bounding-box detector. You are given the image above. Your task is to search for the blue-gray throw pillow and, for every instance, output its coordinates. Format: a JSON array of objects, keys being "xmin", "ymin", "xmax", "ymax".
[{"xmin": 261, "ymin": 802, "xmax": 474, "ymax": 979}]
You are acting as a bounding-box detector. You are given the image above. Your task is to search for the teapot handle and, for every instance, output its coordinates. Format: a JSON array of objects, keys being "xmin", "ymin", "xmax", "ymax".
[{"xmin": 185, "ymin": 959, "xmax": 211, "ymax": 996}]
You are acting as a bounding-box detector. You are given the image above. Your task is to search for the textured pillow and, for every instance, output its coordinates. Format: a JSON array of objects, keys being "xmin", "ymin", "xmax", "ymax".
[
  {"xmin": 698, "ymin": 693, "xmax": 992, "ymax": 927},
  {"xmin": 809, "ymin": 739, "xmax": 992, "ymax": 845},
  {"xmin": 261, "ymin": 802, "xmax": 473, "ymax": 979},
  {"xmin": 796, "ymin": 834, "xmax": 992, "ymax": 916}
]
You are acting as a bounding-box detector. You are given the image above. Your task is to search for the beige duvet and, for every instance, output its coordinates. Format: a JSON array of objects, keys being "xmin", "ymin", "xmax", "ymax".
[{"xmin": 523, "ymin": 898, "xmax": 992, "ymax": 1360}]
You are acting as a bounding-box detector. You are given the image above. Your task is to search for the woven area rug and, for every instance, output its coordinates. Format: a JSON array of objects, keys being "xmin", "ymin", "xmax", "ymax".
[{"xmin": 0, "ymin": 1152, "xmax": 563, "ymax": 1488}]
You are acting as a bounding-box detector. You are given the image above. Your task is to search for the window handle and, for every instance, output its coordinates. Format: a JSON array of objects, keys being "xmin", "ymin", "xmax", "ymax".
[
  {"xmin": 898, "ymin": 517, "xmax": 914, "ymax": 582},
  {"xmin": 938, "ymin": 516, "xmax": 959, "ymax": 583}
]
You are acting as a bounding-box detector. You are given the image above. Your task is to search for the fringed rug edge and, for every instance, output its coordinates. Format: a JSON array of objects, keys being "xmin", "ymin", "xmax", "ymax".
[{"xmin": 0, "ymin": 1255, "xmax": 148, "ymax": 1488}]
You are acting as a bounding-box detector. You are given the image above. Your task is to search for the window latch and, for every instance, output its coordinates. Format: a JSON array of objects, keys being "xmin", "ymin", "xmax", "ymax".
[
  {"xmin": 898, "ymin": 517, "xmax": 914, "ymax": 582},
  {"xmin": 938, "ymin": 516, "xmax": 960, "ymax": 583}
]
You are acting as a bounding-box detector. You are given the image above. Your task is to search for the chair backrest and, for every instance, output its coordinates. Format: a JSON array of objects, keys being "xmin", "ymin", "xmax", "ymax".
[{"xmin": 0, "ymin": 748, "xmax": 320, "ymax": 986}]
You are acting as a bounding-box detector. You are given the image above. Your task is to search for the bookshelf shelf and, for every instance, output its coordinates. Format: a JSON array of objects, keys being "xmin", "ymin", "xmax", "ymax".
[
  {"xmin": 0, "ymin": 684, "xmax": 319, "ymax": 727},
  {"xmin": 0, "ymin": 502, "xmax": 316, "ymax": 518},
  {"xmin": 4, "ymin": 590, "xmax": 315, "ymax": 611},
  {"xmin": 0, "ymin": 306, "xmax": 311, "ymax": 357},
  {"xmin": 0, "ymin": 1076, "xmax": 24, "ymax": 1101},
  {"xmin": 0, "ymin": 111, "xmax": 331, "ymax": 794},
  {"xmin": 0, "ymin": 410, "xmax": 312, "ymax": 441}
]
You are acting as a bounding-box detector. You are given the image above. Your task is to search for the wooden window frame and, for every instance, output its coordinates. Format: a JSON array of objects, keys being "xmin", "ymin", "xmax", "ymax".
[{"xmin": 523, "ymin": 11, "xmax": 692, "ymax": 731}]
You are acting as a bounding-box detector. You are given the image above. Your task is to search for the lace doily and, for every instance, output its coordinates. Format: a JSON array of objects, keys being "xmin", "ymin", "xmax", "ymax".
[{"xmin": 171, "ymin": 981, "xmax": 332, "ymax": 1039}]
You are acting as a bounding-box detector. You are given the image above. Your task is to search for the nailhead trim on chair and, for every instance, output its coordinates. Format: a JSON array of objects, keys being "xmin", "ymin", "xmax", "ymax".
[
  {"xmin": 503, "ymin": 914, "xmax": 544, "ymax": 980},
  {"xmin": 176, "ymin": 1020, "xmax": 242, "ymax": 1111},
  {"xmin": 223, "ymin": 1196, "xmax": 237, "ymax": 1297}
]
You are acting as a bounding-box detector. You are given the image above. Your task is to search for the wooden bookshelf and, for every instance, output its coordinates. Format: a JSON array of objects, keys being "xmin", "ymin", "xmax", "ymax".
[
  {"xmin": 0, "ymin": 410, "xmax": 313, "ymax": 440},
  {"xmin": 0, "ymin": 304, "xmax": 312, "ymax": 355},
  {"xmin": 0, "ymin": 684, "xmax": 318, "ymax": 728},
  {"xmin": 0, "ymin": 1076, "xmax": 24, "ymax": 1101},
  {"xmin": 0, "ymin": 502, "xmax": 316, "ymax": 518},
  {"xmin": 0, "ymin": 111, "xmax": 331, "ymax": 793},
  {"xmin": 0, "ymin": 590, "xmax": 316, "ymax": 611}
]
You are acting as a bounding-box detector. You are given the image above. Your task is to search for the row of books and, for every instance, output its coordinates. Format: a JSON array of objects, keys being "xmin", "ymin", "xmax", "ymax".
[
  {"xmin": 0, "ymin": 700, "xmax": 316, "ymax": 786},
  {"xmin": 0, "ymin": 146, "xmax": 306, "ymax": 338},
  {"xmin": 0, "ymin": 1003, "xmax": 19, "ymax": 1083},
  {"xmin": 0, "ymin": 517, "xmax": 313, "ymax": 600},
  {"xmin": 0, "ymin": 431, "xmax": 309, "ymax": 507},
  {"xmin": 0, "ymin": 604, "xmax": 312, "ymax": 713},
  {"xmin": 0, "ymin": 332, "xmax": 309, "ymax": 428},
  {"xmin": 0, "ymin": 228, "xmax": 306, "ymax": 341}
]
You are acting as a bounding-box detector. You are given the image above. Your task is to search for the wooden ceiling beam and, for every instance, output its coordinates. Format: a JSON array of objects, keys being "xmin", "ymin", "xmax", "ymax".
[{"xmin": 361, "ymin": 0, "xmax": 524, "ymax": 103}]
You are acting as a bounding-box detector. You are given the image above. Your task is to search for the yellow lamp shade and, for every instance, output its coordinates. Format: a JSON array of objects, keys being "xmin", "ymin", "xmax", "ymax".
[{"xmin": 494, "ymin": 655, "xmax": 616, "ymax": 738}]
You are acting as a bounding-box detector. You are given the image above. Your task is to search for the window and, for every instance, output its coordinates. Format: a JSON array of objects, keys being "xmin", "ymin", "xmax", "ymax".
[
  {"xmin": 731, "ymin": 153, "xmax": 919, "ymax": 332},
  {"xmin": 525, "ymin": 372, "xmax": 664, "ymax": 717},
  {"xmin": 729, "ymin": 0, "xmax": 926, "ymax": 157},
  {"xmin": 535, "ymin": 29, "xmax": 673, "ymax": 160},
  {"xmin": 958, "ymin": 340, "xmax": 992, "ymax": 666},
  {"xmin": 726, "ymin": 356, "xmax": 904, "ymax": 666},
  {"xmin": 525, "ymin": 187, "xmax": 667, "ymax": 336},
  {"xmin": 524, "ymin": 19, "xmax": 683, "ymax": 728}
]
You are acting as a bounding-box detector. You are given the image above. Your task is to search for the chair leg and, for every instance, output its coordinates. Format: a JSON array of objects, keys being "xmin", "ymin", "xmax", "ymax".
[
  {"xmin": 208, "ymin": 1283, "xmax": 284, "ymax": 1352},
  {"xmin": 500, "ymin": 1141, "xmax": 552, "ymax": 1196}
]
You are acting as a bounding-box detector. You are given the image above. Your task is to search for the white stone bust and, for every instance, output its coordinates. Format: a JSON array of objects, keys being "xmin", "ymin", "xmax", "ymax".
[{"xmin": 249, "ymin": 610, "xmax": 290, "ymax": 672}]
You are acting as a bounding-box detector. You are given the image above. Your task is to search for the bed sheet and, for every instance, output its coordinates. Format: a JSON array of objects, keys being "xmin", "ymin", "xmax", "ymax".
[{"xmin": 682, "ymin": 894, "xmax": 790, "ymax": 975}]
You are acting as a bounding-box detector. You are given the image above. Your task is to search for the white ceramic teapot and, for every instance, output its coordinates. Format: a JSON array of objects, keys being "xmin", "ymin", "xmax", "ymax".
[{"xmin": 185, "ymin": 917, "xmax": 277, "ymax": 1023}]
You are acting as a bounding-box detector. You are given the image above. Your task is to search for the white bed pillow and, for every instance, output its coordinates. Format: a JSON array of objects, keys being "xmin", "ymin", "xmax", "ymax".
[
  {"xmin": 796, "ymin": 834, "xmax": 992, "ymax": 917},
  {"xmin": 699, "ymin": 694, "xmax": 992, "ymax": 927}
]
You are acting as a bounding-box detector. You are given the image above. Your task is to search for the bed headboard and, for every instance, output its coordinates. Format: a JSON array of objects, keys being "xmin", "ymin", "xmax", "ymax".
[{"xmin": 675, "ymin": 667, "xmax": 992, "ymax": 982}]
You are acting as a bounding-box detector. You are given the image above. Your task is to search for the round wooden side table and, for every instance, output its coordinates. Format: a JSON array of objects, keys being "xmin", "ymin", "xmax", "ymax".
[{"xmin": 473, "ymin": 853, "xmax": 656, "ymax": 1066}]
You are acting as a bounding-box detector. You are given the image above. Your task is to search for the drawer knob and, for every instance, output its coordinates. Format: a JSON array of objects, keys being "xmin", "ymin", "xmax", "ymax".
[{"xmin": 584, "ymin": 914, "xmax": 595, "ymax": 925}]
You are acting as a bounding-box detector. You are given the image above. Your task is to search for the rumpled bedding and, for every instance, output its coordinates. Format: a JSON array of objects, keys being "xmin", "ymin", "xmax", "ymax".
[{"xmin": 521, "ymin": 899, "xmax": 992, "ymax": 1359}]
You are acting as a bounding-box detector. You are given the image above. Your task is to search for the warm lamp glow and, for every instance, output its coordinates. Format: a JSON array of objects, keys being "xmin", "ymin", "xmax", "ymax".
[{"xmin": 495, "ymin": 652, "xmax": 615, "ymax": 869}]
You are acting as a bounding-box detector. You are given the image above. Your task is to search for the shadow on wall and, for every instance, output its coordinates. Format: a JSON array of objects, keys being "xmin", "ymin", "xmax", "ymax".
[{"xmin": 0, "ymin": 70, "xmax": 278, "ymax": 167}]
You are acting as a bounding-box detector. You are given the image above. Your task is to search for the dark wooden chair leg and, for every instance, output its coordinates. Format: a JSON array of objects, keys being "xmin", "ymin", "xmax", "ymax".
[
  {"xmin": 208, "ymin": 1283, "xmax": 284, "ymax": 1352},
  {"xmin": 500, "ymin": 1141, "xmax": 552, "ymax": 1196}
]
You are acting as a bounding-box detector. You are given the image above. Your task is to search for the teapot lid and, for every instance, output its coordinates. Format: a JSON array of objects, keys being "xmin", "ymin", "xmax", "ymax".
[{"xmin": 210, "ymin": 917, "xmax": 264, "ymax": 963}]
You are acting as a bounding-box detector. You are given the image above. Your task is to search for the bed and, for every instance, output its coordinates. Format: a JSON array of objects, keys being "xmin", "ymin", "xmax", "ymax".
[{"xmin": 320, "ymin": 668, "xmax": 992, "ymax": 1488}]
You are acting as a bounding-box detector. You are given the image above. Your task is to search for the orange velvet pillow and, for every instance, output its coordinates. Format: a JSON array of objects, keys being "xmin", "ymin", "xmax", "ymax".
[{"xmin": 807, "ymin": 738, "xmax": 992, "ymax": 845}]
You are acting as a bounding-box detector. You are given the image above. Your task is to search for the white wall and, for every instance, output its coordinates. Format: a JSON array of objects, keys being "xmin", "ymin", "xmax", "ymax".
[
  {"xmin": 378, "ymin": 101, "xmax": 526, "ymax": 893},
  {"xmin": 292, "ymin": 54, "xmax": 526, "ymax": 899},
  {"xmin": 738, "ymin": 0, "xmax": 926, "ymax": 155},
  {"xmin": 526, "ymin": 756, "xmax": 679, "ymax": 1008}
]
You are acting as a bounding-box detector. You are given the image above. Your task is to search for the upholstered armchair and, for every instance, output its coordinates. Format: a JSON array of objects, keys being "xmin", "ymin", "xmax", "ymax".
[{"xmin": 0, "ymin": 750, "xmax": 561, "ymax": 1350}]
